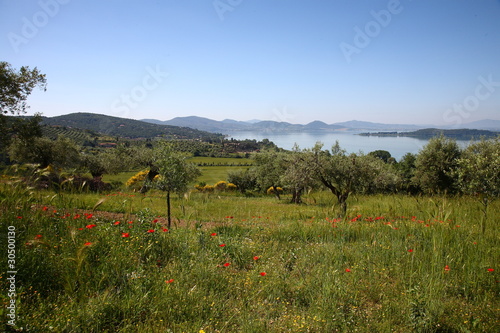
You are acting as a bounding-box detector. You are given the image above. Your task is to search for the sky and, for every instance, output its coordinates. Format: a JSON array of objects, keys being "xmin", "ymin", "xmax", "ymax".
[{"xmin": 1, "ymin": 0, "xmax": 499, "ymax": 126}]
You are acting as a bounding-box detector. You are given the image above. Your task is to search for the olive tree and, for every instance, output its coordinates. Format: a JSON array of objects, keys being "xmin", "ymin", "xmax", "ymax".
[
  {"xmin": 8, "ymin": 135, "xmax": 81, "ymax": 169},
  {"xmin": 455, "ymin": 137, "xmax": 500, "ymax": 232},
  {"xmin": 144, "ymin": 143, "xmax": 201, "ymax": 228},
  {"xmin": 412, "ymin": 136, "xmax": 461, "ymax": 194},
  {"xmin": 310, "ymin": 142, "xmax": 396, "ymax": 216},
  {"xmin": 253, "ymin": 150, "xmax": 287, "ymax": 199},
  {"xmin": 280, "ymin": 146, "xmax": 321, "ymax": 204},
  {"xmin": 1, "ymin": 62, "xmax": 47, "ymax": 163}
]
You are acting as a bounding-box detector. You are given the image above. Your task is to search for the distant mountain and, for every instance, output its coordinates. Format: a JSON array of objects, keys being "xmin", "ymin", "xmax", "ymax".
[
  {"xmin": 140, "ymin": 115, "xmax": 500, "ymax": 134},
  {"xmin": 460, "ymin": 119, "xmax": 500, "ymax": 131},
  {"xmin": 141, "ymin": 116, "xmax": 344, "ymax": 133},
  {"xmin": 42, "ymin": 113, "xmax": 223, "ymax": 140},
  {"xmin": 333, "ymin": 120, "xmax": 424, "ymax": 131}
]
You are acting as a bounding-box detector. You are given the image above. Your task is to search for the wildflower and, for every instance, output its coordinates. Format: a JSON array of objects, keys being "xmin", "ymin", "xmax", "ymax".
[
  {"xmin": 210, "ymin": 232, "xmax": 217, "ymax": 236},
  {"xmin": 487, "ymin": 268, "xmax": 495, "ymax": 272},
  {"xmin": 223, "ymin": 262, "xmax": 231, "ymax": 267},
  {"xmin": 260, "ymin": 272, "xmax": 267, "ymax": 276},
  {"xmin": 42, "ymin": 206, "xmax": 48, "ymax": 211},
  {"xmin": 147, "ymin": 229, "xmax": 155, "ymax": 233},
  {"xmin": 128, "ymin": 221, "xmax": 133, "ymax": 224},
  {"xmin": 122, "ymin": 232, "xmax": 130, "ymax": 238},
  {"xmin": 165, "ymin": 279, "xmax": 174, "ymax": 284},
  {"xmin": 35, "ymin": 234, "xmax": 42, "ymax": 239},
  {"xmin": 219, "ymin": 244, "xmax": 226, "ymax": 247},
  {"xmin": 162, "ymin": 228, "xmax": 169, "ymax": 232},
  {"xmin": 408, "ymin": 249, "xmax": 413, "ymax": 253},
  {"xmin": 86, "ymin": 214, "xmax": 93, "ymax": 219},
  {"xmin": 73, "ymin": 214, "xmax": 81, "ymax": 219},
  {"xmin": 113, "ymin": 221, "xmax": 121, "ymax": 225},
  {"xmin": 84, "ymin": 242, "xmax": 92, "ymax": 246},
  {"xmin": 444, "ymin": 265, "xmax": 450, "ymax": 272},
  {"xmin": 345, "ymin": 268, "xmax": 351, "ymax": 273},
  {"xmin": 152, "ymin": 219, "xmax": 159, "ymax": 223},
  {"xmin": 253, "ymin": 256, "xmax": 260, "ymax": 261},
  {"xmin": 86, "ymin": 224, "xmax": 97, "ymax": 229}
]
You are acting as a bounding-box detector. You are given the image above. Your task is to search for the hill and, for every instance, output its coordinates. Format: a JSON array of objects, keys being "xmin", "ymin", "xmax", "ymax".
[
  {"xmin": 143, "ymin": 116, "xmax": 344, "ymax": 133},
  {"xmin": 359, "ymin": 128, "xmax": 500, "ymax": 140},
  {"xmin": 41, "ymin": 113, "xmax": 223, "ymax": 140}
]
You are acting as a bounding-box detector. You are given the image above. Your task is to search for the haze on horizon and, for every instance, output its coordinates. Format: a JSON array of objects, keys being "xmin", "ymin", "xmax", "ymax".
[{"xmin": 1, "ymin": 0, "xmax": 499, "ymax": 126}]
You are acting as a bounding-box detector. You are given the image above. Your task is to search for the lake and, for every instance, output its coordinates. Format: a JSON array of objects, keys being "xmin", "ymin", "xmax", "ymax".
[{"xmin": 226, "ymin": 131, "xmax": 469, "ymax": 161}]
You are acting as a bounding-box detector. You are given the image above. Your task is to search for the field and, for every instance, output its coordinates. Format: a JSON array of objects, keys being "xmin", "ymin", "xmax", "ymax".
[{"xmin": 1, "ymin": 173, "xmax": 499, "ymax": 332}]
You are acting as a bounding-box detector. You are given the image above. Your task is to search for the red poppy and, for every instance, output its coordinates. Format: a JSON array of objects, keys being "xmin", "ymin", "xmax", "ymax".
[
  {"xmin": 165, "ymin": 279, "xmax": 174, "ymax": 284},
  {"xmin": 35, "ymin": 234, "xmax": 42, "ymax": 239},
  {"xmin": 345, "ymin": 268, "xmax": 351, "ymax": 273},
  {"xmin": 86, "ymin": 214, "xmax": 93, "ymax": 219},
  {"xmin": 253, "ymin": 256, "xmax": 260, "ymax": 261},
  {"xmin": 487, "ymin": 268, "xmax": 495, "ymax": 272},
  {"xmin": 152, "ymin": 219, "xmax": 159, "ymax": 223},
  {"xmin": 408, "ymin": 249, "xmax": 413, "ymax": 253},
  {"xmin": 42, "ymin": 206, "xmax": 48, "ymax": 211},
  {"xmin": 84, "ymin": 242, "xmax": 92, "ymax": 246},
  {"xmin": 78, "ymin": 228, "xmax": 84, "ymax": 231},
  {"xmin": 73, "ymin": 214, "xmax": 81, "ymax": 219},
  {"xmin": 211, "ymin": 232, "xmax": 217, "ymax": 236},
  {"xmin": 122, "ymin": 232, "xmax": 130, "ymax": 238},
  {"xmin": 113, "ymin": 221, "xmax": 121, "ymax": 225},
  {"xmin": 86, "ymin": 224, "xmax": 97, "ymax": 229},
  {"xmin": 162, "ymin": 228, "xmax": 169, "ymax": 232},
  {"xmin": 260, "ymin": 272, "xmax": 267, "ymax": 276},
  {"xmin": 128, "ymin": 221, "xmax": 133, "ymax": 224},
  {"xmin": 17, "ymin": 216, "xmax": 22, "ymax": 219},
  {"xmin": 219, "ymin": 244, "xmax": 226, "ymax": 247},
  {"xmin": 444, "ymin": 265, "xmax": 450, "ymax": 272},
  {"xmin": 147, "ymin": 229, "xmax": 155, "ymax": 233},
  {"xmin": 223, "ymin": 262, "xmax": 231, "ymax": 267}
]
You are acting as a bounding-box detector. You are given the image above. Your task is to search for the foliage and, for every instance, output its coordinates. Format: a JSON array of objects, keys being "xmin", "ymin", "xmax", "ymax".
[
  {"xmin": 279, "ymin": 147, "xmax": 321, "ymax": 203},
  {"xmin": 227, "ymin": 169, "xmax": 257, "ymax": 194},
  {"xmin": 253, "ymin": 150, "xmax": 288, "ymax": 199},
  {"xmin": 8, "ymin": 135, "xmax": 81, "ymax": 169},
  {"xmin": 0, "ymin": 61, "xmax": 47, "ymax": 115},
  {"xmin": 412, "ymin": 136, "xmax": 462, "ymax": 194},
  {"xmin": 455, "ymin": 137, "xmax": 500, "ymax": 199},
  {"xmin": 147, "ymin": 143, "xmax": 201, "ymax": 227},
  {"xmin": 310, "ymin": 142, "xmax": 399, "ymax": 215}
]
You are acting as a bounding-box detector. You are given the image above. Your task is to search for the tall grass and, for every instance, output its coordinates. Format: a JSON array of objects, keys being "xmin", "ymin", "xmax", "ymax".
[{"xmin": 1, "ymin": 180, "xmax": 498, "ymax": 332}]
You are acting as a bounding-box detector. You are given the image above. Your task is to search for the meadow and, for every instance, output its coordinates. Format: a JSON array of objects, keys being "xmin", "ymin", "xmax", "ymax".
[{"xmin": 1, "ymin": 172, "xmax": 499, "ymax": 332}]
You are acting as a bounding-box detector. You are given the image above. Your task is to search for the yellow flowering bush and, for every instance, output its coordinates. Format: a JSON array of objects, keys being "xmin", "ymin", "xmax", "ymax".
[
  {"xmin": 267, "ymin": 186, "xmax": 284, "ymax": 195},
  {"xmin": 126, "ymin": 170, "xmax": 149, "ymax": 189}
]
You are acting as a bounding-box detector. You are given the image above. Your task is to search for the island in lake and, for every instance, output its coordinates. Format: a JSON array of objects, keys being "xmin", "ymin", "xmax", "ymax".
[{"xmin": 359, "ymin": 128, "xmax": 500, "ymax": 140}]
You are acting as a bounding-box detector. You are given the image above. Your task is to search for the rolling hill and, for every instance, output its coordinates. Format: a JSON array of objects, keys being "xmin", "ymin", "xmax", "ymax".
[{"xmin": 41, "ymin": 113, "xmax": 223, "ymax": 140}]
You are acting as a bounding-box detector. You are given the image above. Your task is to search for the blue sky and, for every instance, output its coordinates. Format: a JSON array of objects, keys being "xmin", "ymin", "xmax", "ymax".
[{"xmin": 1, "ymin": 0, "xmax": 499, "ymax": 125}]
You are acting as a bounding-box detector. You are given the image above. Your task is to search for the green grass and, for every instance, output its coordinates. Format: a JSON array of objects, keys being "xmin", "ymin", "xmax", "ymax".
[
  {"xmin": 187, "ymin": 156, "xmax": 254, "ymax": 166},
  {"xmin": 1, "ymin": 181, "xmax": 499, "ymax": 332}
]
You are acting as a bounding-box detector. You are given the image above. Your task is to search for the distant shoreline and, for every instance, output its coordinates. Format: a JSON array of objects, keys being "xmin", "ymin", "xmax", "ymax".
[{"xmin": 359, "ymin": 128, "xmax": 500, "ymax": 141}]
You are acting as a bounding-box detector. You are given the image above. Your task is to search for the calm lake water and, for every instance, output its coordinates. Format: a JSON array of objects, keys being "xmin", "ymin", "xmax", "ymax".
[{"xmin": 226, "ymin": 131, "xmax": 469, "ymax": 161}]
